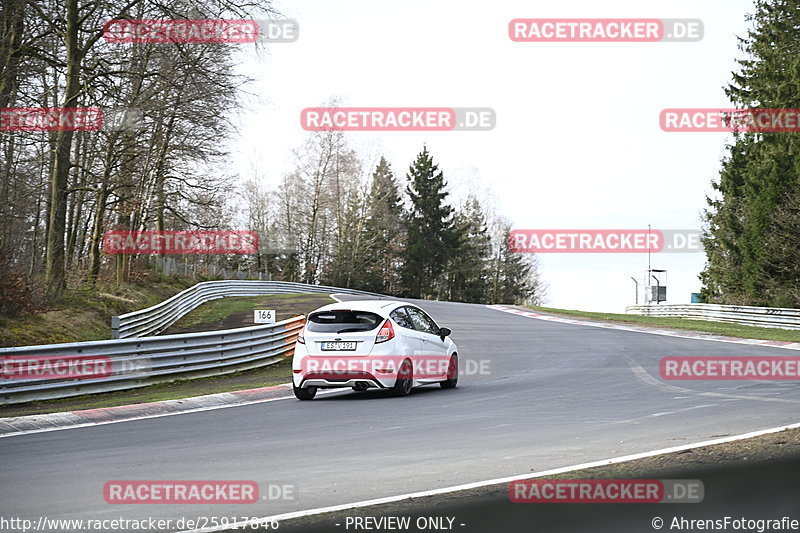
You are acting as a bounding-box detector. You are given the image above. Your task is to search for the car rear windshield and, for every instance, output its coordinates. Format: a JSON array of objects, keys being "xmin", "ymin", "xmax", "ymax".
[{"xmin": 306, "ymin": 310, "xmax": 384, "ymax": 333}]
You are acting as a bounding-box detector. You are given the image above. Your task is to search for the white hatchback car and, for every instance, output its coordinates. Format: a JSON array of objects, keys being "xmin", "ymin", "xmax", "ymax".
[{"xmin": 292, "ymin": 300, "xmax": 458, "ymax": 400}]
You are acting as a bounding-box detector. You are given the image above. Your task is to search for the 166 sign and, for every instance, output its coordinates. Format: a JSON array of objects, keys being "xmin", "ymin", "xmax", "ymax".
[{"xmin": 254, "ymin": 310, "xmax": 276, "ymax": 324}]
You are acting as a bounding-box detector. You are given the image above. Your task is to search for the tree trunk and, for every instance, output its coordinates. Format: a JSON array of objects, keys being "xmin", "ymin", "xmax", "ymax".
[{"xmin": 45, "ymin": 0, "xmax": 80, "ymax": 299}]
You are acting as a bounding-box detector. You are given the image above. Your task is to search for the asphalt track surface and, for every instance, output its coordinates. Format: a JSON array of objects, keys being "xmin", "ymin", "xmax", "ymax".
[{"xmin": 2, "ymin": 296, "xmax": 799, "ymax": 532}]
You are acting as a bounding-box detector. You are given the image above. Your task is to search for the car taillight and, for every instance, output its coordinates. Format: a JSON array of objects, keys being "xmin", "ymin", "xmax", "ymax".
[
  {"xmin": 298, "ymin": 327, "xmax": 305, "ymax": 344},
  {"xmin": 375, "ymin": 319, "xmax": 394, "ymax": 343}
]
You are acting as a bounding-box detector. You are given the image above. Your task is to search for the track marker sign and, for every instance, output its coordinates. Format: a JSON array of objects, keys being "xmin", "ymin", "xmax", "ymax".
[{"xmin": 254, "ymin": 310, "xmax": 276, "ymax": 324}]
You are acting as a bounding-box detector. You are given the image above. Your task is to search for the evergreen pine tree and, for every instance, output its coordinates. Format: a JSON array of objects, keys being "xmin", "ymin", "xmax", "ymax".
[
  {"xmin": 488, "ymin": 224, "xmax": 545, "ymax": 305},
  {"xmin": 701, "ymin": 0, "xmax": 800, "ymax": 306},
  {"xmin": 447, "ymin": 197, "xmax": 492, "ymax": 302},
  {"xmin": 361, "ymin": 157, "xmax": 406, "ymax": 294},
  {"xmin": 400, "ymin": 147, "xmax": 455, "ymax": 298}
]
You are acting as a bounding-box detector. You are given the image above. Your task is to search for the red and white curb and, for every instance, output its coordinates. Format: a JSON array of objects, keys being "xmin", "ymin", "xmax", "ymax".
[
  {"xmin": 0, "ymin": 384, "xmax": 296, "ymax": 439},
  {"xmin": 487, "ymin": 305, "xmax": 800, "ymax": 351}
]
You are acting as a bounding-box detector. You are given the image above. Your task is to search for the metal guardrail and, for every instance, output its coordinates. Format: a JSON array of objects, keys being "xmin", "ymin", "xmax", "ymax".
[
  {"xmin": 626, "ymin": 303, "xmax": 800, "ymax": 330},
  {"xmin": 0, "ymin": 281, "xmax": 384, "ymax": 405},
  {"xmin": 0, "ymin": 316, "xmax": 304, "ymax": 405},
  {"xmin": 112, "ymin": 280, "xmax": 383, "ymax": 338}
]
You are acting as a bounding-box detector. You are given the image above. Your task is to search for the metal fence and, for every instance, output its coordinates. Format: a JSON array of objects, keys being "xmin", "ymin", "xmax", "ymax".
[
  {"xmin": 625, "ymin": 303, "xmax": 800, "ymax": 330},
  {"xmin": 112, "ymin": 280, "xmax": 383, "ymax": 338},
  {"xmin": 150, "ymin": 256, "xmax": 268, "ymax": 280},
  {"xmin": 0, "ymin": 316, "xmax": 304, "ymax": 405}
]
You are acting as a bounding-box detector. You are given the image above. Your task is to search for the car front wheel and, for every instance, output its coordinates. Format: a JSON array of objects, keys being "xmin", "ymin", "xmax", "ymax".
[{"xmin": 440, "ymin": 354, "xmax": 458, "ymax": 389}]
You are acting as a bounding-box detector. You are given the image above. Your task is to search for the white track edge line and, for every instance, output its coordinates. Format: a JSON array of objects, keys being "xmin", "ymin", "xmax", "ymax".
[
  {"xmin": 487, "ymin": 305, "xmax": 800, "ymax": 350},
  {"xmin": 178, "ymin": 421, "xmax": 800, "ymax": 533}
]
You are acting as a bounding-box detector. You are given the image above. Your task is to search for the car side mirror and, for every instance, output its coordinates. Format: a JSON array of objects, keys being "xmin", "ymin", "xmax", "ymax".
[{"xmin": 439, "ymin": 327, "xmax": 451, "ymax": 340}]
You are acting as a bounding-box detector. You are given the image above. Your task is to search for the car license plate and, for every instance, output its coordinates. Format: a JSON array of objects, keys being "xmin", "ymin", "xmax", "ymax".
[{"xmin": 321, "ymin": 341, "xmax": 356, "ymax": 351}]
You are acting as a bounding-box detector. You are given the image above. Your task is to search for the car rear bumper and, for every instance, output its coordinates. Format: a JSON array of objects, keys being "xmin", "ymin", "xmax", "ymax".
[
  {"xmin": 294, "ymin": 368, "xmax": 396, "ymax": 389},
  {"xmin": 300, "ymin": 377, "xmax": 390, "ymax": 389}
]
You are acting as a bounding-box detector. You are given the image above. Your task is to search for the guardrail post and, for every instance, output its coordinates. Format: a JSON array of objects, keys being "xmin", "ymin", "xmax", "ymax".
[{"xmin": 111, "ymin": 315, "xmax": 121, "ymax": 339}]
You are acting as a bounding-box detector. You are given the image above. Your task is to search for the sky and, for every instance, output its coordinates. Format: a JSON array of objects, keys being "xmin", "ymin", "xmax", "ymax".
[{"xmin": 225, "ymin": 0, "xmax": 757, "ymax": 312}]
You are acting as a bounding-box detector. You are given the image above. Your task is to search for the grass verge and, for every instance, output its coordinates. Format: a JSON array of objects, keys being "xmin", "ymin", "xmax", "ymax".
[
  {"xmin": 0, "ymin": 278, "xmax": 193, "ymax": 347},
  {"xmin": 524, "ymin": 306, "xmax": 800, "ymax": 343},
  {"xmin": 164, "ymin": 293, "xmax": 334, "ymax": 334}
]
